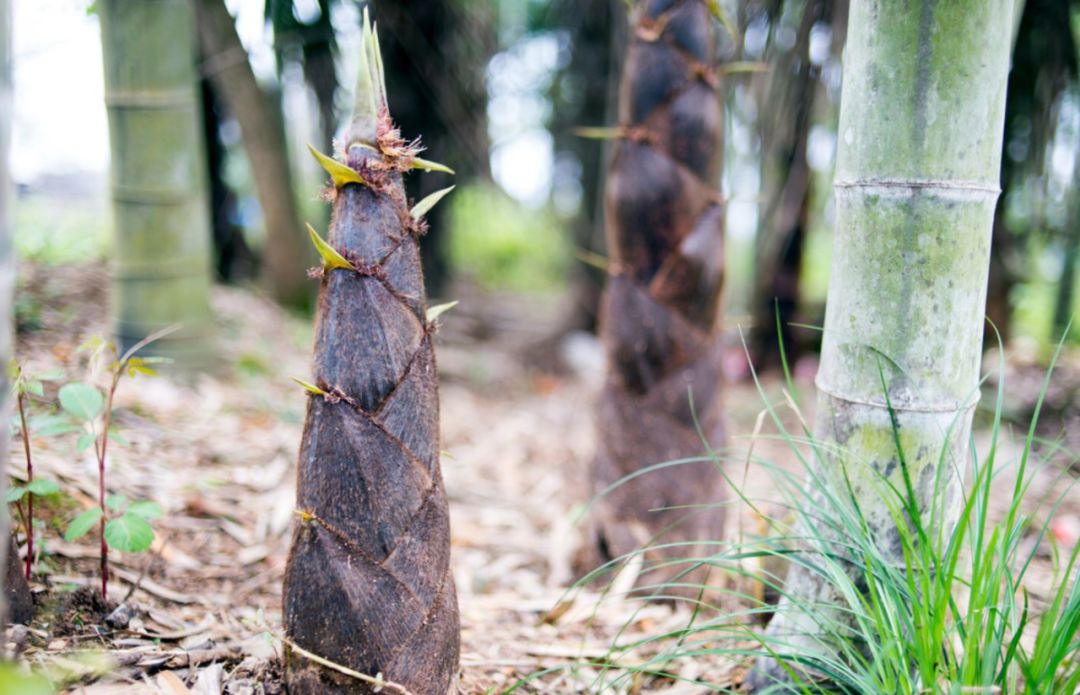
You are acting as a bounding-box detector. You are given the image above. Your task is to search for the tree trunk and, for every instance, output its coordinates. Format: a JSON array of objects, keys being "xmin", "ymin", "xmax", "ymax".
[
  {"xmin": 98, "ymin": 0, "xmax": 214, "ymax": 367},
  {"xmin": 202, "ymin": 79, "xmax": 256, "ymax": 283},
  {"xmin": 1052, "ymin": 153, "xmax": 1080, "ymax": 339},
  {"xmin": 376, "ymin": 0, "xmax": 493, "ymax": 298},
  {"xmin": 750, "ymin": 0, "xmax": 832, "ymax": 369},
  {"xmin": 1, "ymin": 0, "xmax": 31, "ymax": 626},
  {"xmin": 283, "ymin": 15, "xmax": 459, "ymax": 694},
  {"xmin": 575, "ymin": 0, "xmax": 729, "ymax": 595},
  {"xmin": 749, "ymin": 0, "xmax": 1013, "ymax": 688},
  {"xmin": 194, "ymin": 0, "xmax": 313, "ymax": 308}
]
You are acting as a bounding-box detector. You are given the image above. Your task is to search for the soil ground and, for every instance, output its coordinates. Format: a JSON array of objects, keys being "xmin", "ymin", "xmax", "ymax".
[{"xmin": 8, "ymin": 262, "xmax": 1080, "ymax": 694}]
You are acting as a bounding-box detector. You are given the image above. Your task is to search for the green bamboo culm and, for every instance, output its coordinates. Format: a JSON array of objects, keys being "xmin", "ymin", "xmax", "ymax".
[
  {"xmin": 748, "ymin": 0, "xmax": 1013, "ymax": 689},
  {"xmin": 98, "ymin": 0, "xmax": 213, "ymax": 366}
]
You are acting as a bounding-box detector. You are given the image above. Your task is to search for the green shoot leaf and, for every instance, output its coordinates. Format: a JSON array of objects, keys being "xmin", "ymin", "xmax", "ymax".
[
  {"xmin": 76, "ymin": 432, "xmax": 96, "ymax": 453},
  {"xmin": 705, "ymin": 0, "xmax": 740, "ymax": 41},
  {"xmin": 411, "ymin": 186, "xmax": 455, "ymax": 221},
  {"xmin": 26, "ymin": 479, "xmax": 60, "ymax": 497},
  {"xmin": 32, "ymin": 415, "xmax": 81, "ymax": 437},
  {"xmin": 426, "ymin": 301, "xmax": 459, "ymax": 323},
  {"xmin": 306, "ymin": 224, "xmax": 355, "ymax": 272},
  {"xmin": 6, "ymin": 486, "xmax": 26, "ymax": 503},
  {"xmin": 291, "ymin": 377, "xmax": 327, "ymax": 397},
  {"xmin": 105, "ymin": 513, "xmax": 154, "ymax": 553},
  {"xmin": 65, "ymin": 507, "xmax": 104, "ymax": 542},
  {"xmin": 410, "ymin": 157, "xmax": 455, "ymax": 175},
  {"xmin": 58, "ymin": 382, "xmax": 104, "ymax": 422},
  {"xmin": 128, "ymin": 500, "xmax": 164, "ymax": 521},
  {"xmin": 105, "ymin": 494, "xmax": 128, "ymax": 512},
  {"xmin": 126, "ymin": 356, "xmax": 168, "ymax": 378},
  {"xmin": 307, "ymin": 144, "xmax": 368, "ymax": 188}
]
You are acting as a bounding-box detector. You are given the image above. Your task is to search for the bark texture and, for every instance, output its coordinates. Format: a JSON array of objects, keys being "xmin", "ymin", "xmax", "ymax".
[
  {"xmin": 749, "ymin": 0, "xmax": 1013, "ymax": 688},
  {"xmin": 577, "ymin": 0, "xmax": 728, "ymax": 594},
  {"xmin": 282, "ymin": 19, "xmax": 458, "ymax": 694},
  {"xmin": 98, "ymin": 0, "xmax": 214, "ymax": 366}
]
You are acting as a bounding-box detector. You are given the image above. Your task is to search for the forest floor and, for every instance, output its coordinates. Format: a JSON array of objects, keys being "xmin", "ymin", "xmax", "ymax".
[{"xmin": 8, "ymin": 262, "xmax": 1080, "ymax": 694}]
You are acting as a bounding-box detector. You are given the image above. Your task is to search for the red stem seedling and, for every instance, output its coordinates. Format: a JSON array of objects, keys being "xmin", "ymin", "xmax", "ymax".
[
  {"xmin": 91, "ymin": 325, "xmax": 178, "ymax": 600},
  {"xmin": 16, "ymin": 388, "xmax": 34, "ymax": 580}
]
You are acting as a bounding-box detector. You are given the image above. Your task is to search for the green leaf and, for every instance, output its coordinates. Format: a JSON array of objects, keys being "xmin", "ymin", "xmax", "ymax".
[
  {"xmin": 64, "ymin": 507, "xmax": 104, "ymax": 542},
  {"xmin": 128, "ymin": 500, "xmax": 163, "ymax": 521},
  {"xmin": 426, "ymin": 301, "xmax": 459, "ymax": 323},
  {"xmin": 26, "ymin": 479, "xmax": 60, "ymax": 497},
  {"xmin": 410, "ymin": 186, "xmax": 455, "ymax": 221},
  {"xmin": 306, "ymin": 224, "xmax": 355, "ymax": 272},
  {"xmin": 6, "ymin": 486, "xmax": 26, "ymax": 504},
  {"xmin": 410, "ymin": 157, "xmax": 455, "ymax": 175},
  {"xmin": 76, "ymin": 432, "xmax": 96, "ymax": 453},
  {"xmin": 307, "ymin": 144, "xmax": 369, "ymax": 188},
  {"xmin": 125, "ymin": 357, "xmax": 163, "ymax": 378},
  {"xmin": 0, "ymin": 663, "xmax": 54, "ymax": 695},
  {"xmin": 105, "ymin": 513, "xmax": 154, "ymax": 553},
  {"xmin": 105, "ymin": 494, "xmax": 128, "ymax": 512},
  {"xmin": 26, "ymin": 380, "xmax": 44, "ymax": 397},
  {"xmin": 291, "ymin": 377, "xmax": 327, "ymax": 397},
  {"xmin": 58, "ymin": 383, "xmax": 104, "ymax": 422},
  {"xmin": 32, "ymin": 415, "xmax": 81, "ymax": 437},
  {"xmin": 108, "ymin": 428, "xmax": 129, "ymax": 446},
  {"xmin": 36, "ymin": 369, "xmax": 66, "ymax": 382}
]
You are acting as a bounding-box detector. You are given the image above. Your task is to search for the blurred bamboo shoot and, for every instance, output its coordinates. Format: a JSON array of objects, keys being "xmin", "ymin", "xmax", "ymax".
[{"xmin": 576, "ymin": 0, "xmax": 730, "ymax": 595}]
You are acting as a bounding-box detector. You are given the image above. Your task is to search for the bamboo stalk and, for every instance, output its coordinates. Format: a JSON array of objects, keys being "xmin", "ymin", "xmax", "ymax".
[
  {"xmin": 98, "ymin": 0, "xmax": 213, "ymax": 367},
  {"xmin": 750, "ymin": 0, "xmax": 1013, "ymax": 687},
  {"xmin": 0, "ymin": 0, "xmax": 13, "ymax": 627}
]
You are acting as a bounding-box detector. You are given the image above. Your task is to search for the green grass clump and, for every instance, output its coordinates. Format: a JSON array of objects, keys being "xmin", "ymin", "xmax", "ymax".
[{"xmin": 526, "ymin": 334, "xmax": 1080, "ymax": 694}]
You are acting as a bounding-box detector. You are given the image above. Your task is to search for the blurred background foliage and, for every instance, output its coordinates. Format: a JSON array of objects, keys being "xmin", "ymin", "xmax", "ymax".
[{"xmin": 10, "ymin": 0, "xmax": 1080, "ymax": 361}]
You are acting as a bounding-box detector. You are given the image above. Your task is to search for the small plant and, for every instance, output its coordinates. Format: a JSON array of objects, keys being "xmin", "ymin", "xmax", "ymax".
[
  {"xmin": 9, "ymin": 364, "xmax": 65, "ymax": 580},
  {"xmin": 58, "ymin": 328, "xmax": 174, "ymax": 600}
]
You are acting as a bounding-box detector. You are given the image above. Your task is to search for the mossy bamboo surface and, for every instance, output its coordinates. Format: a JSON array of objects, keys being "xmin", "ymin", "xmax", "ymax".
[
  {"xmin": 576, "ymin": 0, "xmax": 729, "ymax": 594},
  {"xmin": 282, "ymin": 15, "xmax": 458, "ymax": 694},
  {"xmin": 98, "ymin": 0, "xmax": 212, "ymax": 366},
  {"xmin": 750, "ymin": 0, "xmax": 1013, "ymax": 687}
]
